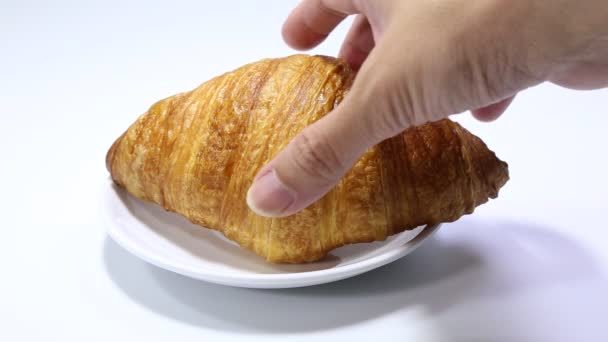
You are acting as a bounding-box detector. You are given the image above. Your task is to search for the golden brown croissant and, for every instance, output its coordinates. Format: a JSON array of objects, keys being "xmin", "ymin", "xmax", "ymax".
[{"xmin": 106, "ymin": 54, "xmax": 509, "ymax": 263}]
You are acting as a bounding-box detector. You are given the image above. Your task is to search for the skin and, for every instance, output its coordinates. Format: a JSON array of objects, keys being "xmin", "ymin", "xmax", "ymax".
[{"xmin": 246, "ymin": 0, "xmax": 608, "ymax": 217}]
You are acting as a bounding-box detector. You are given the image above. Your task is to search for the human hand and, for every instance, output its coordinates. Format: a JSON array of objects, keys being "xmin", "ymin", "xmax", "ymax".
[{"xmin": 247, "ymin": 0, "xmax": 608, "ymax": 217}]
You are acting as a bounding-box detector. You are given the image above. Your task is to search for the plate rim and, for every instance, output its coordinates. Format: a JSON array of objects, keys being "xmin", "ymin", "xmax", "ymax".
[{"xmin": 101, "ymin": 179, "xmax": 441, "ymax": 288}]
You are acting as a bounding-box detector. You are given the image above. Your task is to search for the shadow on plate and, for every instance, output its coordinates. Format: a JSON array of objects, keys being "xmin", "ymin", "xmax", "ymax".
[{"xmin": 103, "ymin": 217, "xmax": 605, "ymax": 336}]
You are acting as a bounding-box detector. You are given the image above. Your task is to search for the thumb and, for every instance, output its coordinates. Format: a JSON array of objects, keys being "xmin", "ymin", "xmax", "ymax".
[
  {"xmin": 246, "ymin": 99, "xmax": 374, "ymax": 218},
  {"xmin": 246, "ymin": 45, "xmax": 421, "ymax": 218}
]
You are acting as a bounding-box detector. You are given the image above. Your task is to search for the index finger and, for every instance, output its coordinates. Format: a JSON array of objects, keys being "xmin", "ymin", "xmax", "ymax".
[{"xmin": 282, "ymin": 0, "xmax": 361, "ymax": 50}]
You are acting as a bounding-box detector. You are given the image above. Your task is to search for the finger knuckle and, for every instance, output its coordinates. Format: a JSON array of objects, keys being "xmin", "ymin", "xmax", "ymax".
[
  {"xmin": 289, "ymin": 128, "xmax": 343, "ymax": 184},
  {"xmin": 453, "ymin": 34, "xmax": 536, "ymax": 106},
  {"xmin": 355, "ymin": 71, "xmax": 420, "ymax": 142}
]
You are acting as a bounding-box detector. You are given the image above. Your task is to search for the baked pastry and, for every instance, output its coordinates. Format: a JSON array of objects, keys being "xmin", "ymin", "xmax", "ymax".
[{"xmin": 106, "ymin": 54, "xmax": 509, "ymax": 263}]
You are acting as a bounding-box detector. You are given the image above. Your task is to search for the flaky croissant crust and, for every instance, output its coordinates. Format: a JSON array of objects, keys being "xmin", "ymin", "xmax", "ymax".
[{"xmin": 107, "ymin": 54, "xmax": 509, "ymax": 263}]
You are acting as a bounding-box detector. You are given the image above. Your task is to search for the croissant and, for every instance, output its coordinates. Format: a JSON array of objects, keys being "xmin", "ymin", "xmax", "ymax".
[{"xmin": 106, "ymin": 54, "xmax": 508, "ymax": 263}]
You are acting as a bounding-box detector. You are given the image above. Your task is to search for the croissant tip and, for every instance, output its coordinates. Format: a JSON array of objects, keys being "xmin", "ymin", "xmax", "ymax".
[
  {"xmin": 105, "ymin": 133, "xmax": 124, "ymax": 176},
  {"xmin": 105, "ymin": 143, "xmax": 115, "ymax": 173}
]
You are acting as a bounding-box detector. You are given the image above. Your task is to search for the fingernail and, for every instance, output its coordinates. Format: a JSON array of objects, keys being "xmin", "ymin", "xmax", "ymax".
[{"xmin": 246, "ymin": 170, "xmax": 296, "ymax": 217}]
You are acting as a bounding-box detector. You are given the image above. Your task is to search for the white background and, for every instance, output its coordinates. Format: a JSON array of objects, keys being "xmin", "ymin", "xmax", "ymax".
[{"xmin": 1, "ymin": 0, "xmax": 607, "ymax": 341}]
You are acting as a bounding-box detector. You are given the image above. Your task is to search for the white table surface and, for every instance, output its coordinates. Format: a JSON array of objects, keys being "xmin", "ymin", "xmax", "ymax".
[{"xmin": 1, "ymin": 1, "xmax": 607, "ymax": 341}]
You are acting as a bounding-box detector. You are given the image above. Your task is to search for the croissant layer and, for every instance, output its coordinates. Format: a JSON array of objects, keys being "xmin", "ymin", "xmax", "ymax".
[{"xmin": 107, "ymin": 54, "xmax": 509, "ymax": 263}]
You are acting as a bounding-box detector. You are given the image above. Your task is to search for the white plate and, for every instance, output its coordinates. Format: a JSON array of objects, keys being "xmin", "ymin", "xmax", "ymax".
[{"xmin": 101, "ymin": 179, "xmax": 440, "ymax": 288}]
